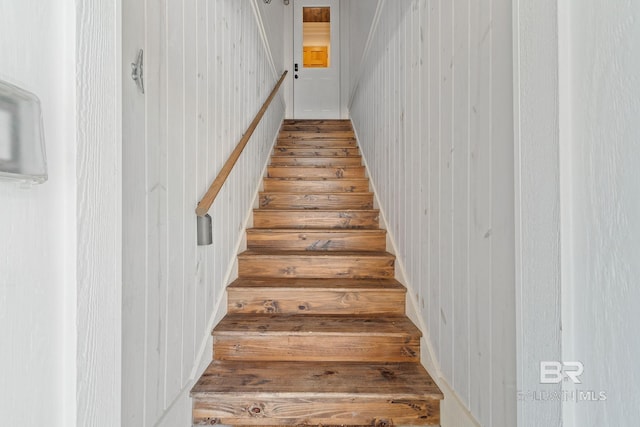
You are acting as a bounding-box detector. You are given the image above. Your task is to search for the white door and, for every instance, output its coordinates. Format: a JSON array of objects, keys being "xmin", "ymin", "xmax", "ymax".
[{"xmin": 293, "ymin": 0, "xmax": 340, "ymax": 119}]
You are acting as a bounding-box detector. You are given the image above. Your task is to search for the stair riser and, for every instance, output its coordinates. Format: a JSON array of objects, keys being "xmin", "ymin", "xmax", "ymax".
[
  {"xmin": 267, "ymin": 166, "xmax": 365, "ymax": 179},
  {"xmin": 283, "ymin": 119, "xmax": 352, "ymax": 125},
  {"xmin": 262, "ymin": 179, "xmax": 370, "ymax": 193},
  {"xmin": 238, "ymin": 256, "xmax": 395, "ymax": 279},
  {"xmin": 274, "ymin": 147, "xmax": 360, "ymax": 156},
  {"xmin": 213, "ymin": 335, "xmax": 420, "ymax": 363},
  {"xmin": 281, "ymin": 122, "xmax": 353, "ymax": 131},
  {"xmin": 238, "ymin": 260, "xmax": 394, "ymax": 279},
  {"xmin": 280, "ymin": 131, "xmax": 355, "ymax": 139},
  {"xmin": 228, "ymin": 289, "xmax": 406, "ymax": 315},
  {"xmin": 280, "ymin": 126, "xmax": 355, "ymax": 133},
  {"xmin": 253, "ymin": 211, "xmax": 380, "ymax": 229},
  {"xmin": 193, "ymin": 397, "xmax": 440, "ymax": 426},
  {"xmin": 276, "ymin": 139, "xmax": 357, "ymax": 147},
  {"xmin": 259, "ymin": 193, "xmax": 373, "ymax": 210},
  {"xmin": 270, "ymin": 157, "xmax": 362, "ymax": 167},
  {"xmin": 247, "ymin": 231, "xmax": 386, "ymax": 252}
]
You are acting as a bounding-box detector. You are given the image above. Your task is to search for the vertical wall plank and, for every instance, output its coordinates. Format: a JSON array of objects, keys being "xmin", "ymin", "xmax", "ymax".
[
  {"xmin": 452, "ymin": 0, "xmax": 471, "ymax": 406},
  {"xmin": 439, "ymin": 0, "xmax": 454, "ymax": 382},
  {"xmin": 194, "ymin": 0, "xmax": 209, "ymax": 358},
  {"xmin": 144, "ymin": 0, "xmax": 168, "ymax": 421},
  {"xmin": 468, "ymin": 0, "xmax": 492, "ymax": 422},
  {"xmin": 489, "ymin": 0, "xmax": 516, "ymax": 424},
  {"xmin": 165, "ymin": 0, "xmax": 186, "ymax": 405},
  {"xmin": 182, "ymin": 0, "xmax": 198, "ymax": 386},
  {"xmin": 76, "ymin": 0, "xmax": 122, "ymax": 425},
  {"xmin": 428, "ymin": 0, "xmax": 442, "ymax": 363},
  {"xmin": 122, "ymin": 0, "xmax": 147, "ymax": 423}
]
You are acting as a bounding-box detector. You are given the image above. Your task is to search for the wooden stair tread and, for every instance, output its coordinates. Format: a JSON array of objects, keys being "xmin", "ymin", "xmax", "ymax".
[
  {"xmin": 267, "ymin": 166, "xmax": 366, "ymax": 179},
  {"xmin": 214, "ymin": 314, "xmax": 420, "ymax": 337},
  {"xmin": 252, "ymin": 209, "xmax": 380, "ymax": 229},
  {"xmin": 247, "ymin": 229, "xmax": 385, "ymax": 235},
  {"xmin": 274, "ymin": 147, "xmax": 360, "ymax": 155},
  {"xmin": 227, "ymin": 278, "xmax": 405, "ymax": 315},
  {"xmin": 238, "ymin": 249, "xmax": 394, "ymax": 259},
  {"xmin": 269, "ymin": 157, "xmax": 362, "ymax": 167},
  {"xmin": 228, "ymin": 277, "xmax": 404, "ymax": 291},
  {"xmin": 262, "ymin": 178, "xmax": 370, "ymax": 194},
  {"xmin": 276, "ymin": 141, "xmax": 358, "ymax": 148},
  {"xmin": 254, "ymin": 208, "xmax": 379, "ymax": 213},
  {"xmin": 259, "ymin": 192, "xmax": 373, "ymax": 210},
  {"xmin": 263, "ymin": 177, "xmax": 369, "ymax": 181},
  {"xmin": 271, "ymin": 155, "xmax": 362, "ymax": 159},
  {"xmin": 191, "ymin": 361, "xmax": 441, "ymax": 425},
  {"xmin": 246, "ymin": 229, "xmax": 386, "ymax": 251},
  {"xmin": 238, "ymin": 250, "xmax": 396, "ymax": 279},
  {"xmin": 283, "ymin": 119, "xmax": 352, "ymax": 124},
  {"xmin": 191, "ymin": 360, "xmax": 442, "ymax": 398}
]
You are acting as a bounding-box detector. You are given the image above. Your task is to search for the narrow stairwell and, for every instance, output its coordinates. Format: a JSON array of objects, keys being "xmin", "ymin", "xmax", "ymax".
[{"xmin": 191, "ymin": 120, "xmax": 443, "ymax": 426}]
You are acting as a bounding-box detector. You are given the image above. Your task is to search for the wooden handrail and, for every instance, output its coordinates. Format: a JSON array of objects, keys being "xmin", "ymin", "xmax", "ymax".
[{"xmin": 195, "ymin": 70, "xmax": 288, "ymax": 217}]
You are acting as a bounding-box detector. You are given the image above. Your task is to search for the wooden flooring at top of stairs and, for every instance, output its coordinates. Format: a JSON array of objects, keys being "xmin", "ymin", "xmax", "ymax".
[{"xmin": 191, "ymin": 119, "xmax": 442, "ymax": 427}]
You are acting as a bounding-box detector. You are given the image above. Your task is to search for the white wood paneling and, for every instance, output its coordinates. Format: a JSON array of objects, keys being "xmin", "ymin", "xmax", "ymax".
[
  {"xmin": 348, "ymin": 0, "xmax": 516, "ymax": 425},
  {"xmin": 76, "ymin": 0, "xmax": 123, "ymax": 426},
  {"xmin": 512, "ymin": 1, "xmax": 562, "ymax": 426},
  {"xmin": 121, "ymin": 0, "xmax": 285, "ymax": 425}
]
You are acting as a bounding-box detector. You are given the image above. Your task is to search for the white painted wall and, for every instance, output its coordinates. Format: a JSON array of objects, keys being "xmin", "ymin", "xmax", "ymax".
[
  {"xmin": 255, "ymin": 0, "xmax": 287, "ymax": 76},
  {"xmin": 348, "ymin": 1, "xmax": 516, "ymax": 426},
  {"xmin": 1, "ymin": 0, "xmax": 122, "ymax": 426},
  {"xmin": 343, "ymin": 0, "xmax": 379, "ymax": 105},
  {"xmin": 0, "ymin": 1, "xmax": 75, "ymax": 425},
  {"xmin": 121, "ymin": 1, "xmax": 285, "ymax": 425},
  {"xmin": 512, "ymin": 1, "xmax": 563, "ymax": 426},
  {"xmin": 562, "ymin": 1, "xmax": 640, "ymax": 425}
]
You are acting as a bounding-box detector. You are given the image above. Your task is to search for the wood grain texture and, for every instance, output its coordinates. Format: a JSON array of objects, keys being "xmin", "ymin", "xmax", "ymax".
[
  {"xmin": 259, "ymin": 192, "xmax": 374, "ymax": 210},
  {"xmin": 246, "ymin": 229, "xmax": 386, "ymax": 251},
  {"xmin": 253, "ymin": 209, "xmax": 380, "ymax": 229},
  {"xmin": 227, "ymin": 277, "xmax": 406, "ymax": 315},
  {"xmin": 77, "ymin": 1, "xmax": 121, "ymax": 425},
  {"xmin": 276, "ymin": 137, "xmax": 358, "ymax": 147},
  {"xmin": 273, "ymin": 147, "xmax": 360, "ymax": 156},
  {"xmin": 192, "ymin": 361, "xmax": 441, "ymax": 425},
  {"xmin": 262, "ymin": 178, "xmax": 370, "ymax": 193},
  {"xmin": 279, "ymin": 130, "xmax": 355, "ymax": 139},
  {"xmin": 267, "ymin": 166, "xmax": 366, "ymax": 179},
  {"xmin": 269, "ymin": 156, "xmax": 362, "ymax": 167},
  {"xmin": 281, "ymin": 124, "xmax": 354, "ymax": 132},
  {"xmin": 213, "ymin": 314, "xmax": 420, "ymax": 362},
  {"xmin": 283, "ymin": 119, "xmax": 352, "ymax": 126},
  {"xmin": 238, "ymin": 250, "xmax": 395, "ymax": 279}
]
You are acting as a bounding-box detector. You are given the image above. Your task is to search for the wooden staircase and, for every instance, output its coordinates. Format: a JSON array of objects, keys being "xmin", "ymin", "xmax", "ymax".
[{"xmin": 191, "ymin": 120, "xmax": 443, "ymax": 426}]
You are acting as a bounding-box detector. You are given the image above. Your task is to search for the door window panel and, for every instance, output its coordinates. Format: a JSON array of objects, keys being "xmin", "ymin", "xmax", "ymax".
[{"xmin": 302, "ymin": 7, "xmax": 330, "ymax": 68}]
